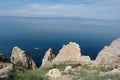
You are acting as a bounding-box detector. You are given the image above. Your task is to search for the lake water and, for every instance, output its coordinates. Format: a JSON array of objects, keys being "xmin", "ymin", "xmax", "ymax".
[{"xmin": 0, "ymin": 17, "xmax": 120, "ymax": 66}]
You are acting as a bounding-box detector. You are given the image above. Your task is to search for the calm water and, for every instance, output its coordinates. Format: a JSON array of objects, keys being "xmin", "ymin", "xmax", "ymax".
[{"xmin": 0, "ymin": 17, "xmax": 120, "ymax": 66}]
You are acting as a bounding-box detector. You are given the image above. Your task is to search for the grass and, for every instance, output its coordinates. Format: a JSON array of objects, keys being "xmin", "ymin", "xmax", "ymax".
[
  {"xmin": 5, "ymin": 61, "xmax": 119, "ymax": 80},
  {"xmin": 83, "ymin": 74, "xmax": 120, "ymax": 80}
]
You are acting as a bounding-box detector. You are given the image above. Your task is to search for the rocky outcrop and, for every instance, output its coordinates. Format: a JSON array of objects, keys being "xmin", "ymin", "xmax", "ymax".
[
  {"xmin": 0, "ymin": 63, "xmax": 14, "ymax": 77},
  {"xmin": 10, "ymin": 46, "xmax": 37, "ymax": 70},
  {"xmin": 46, "ymin": 68, "xmax": 61, "ymax": 78},
  {"xmin": 0, "ymin": 53, "xmax": 8, "ymax": 62},
  {"xmin": 41, "ymin": 48, "xmax": 55, "ymax": 67},
  {"xmin": 95, "ymin": 38, "xmax": 120, "ymax": 67},
  {"xmin": 53, "ymin": 42, "xmax": 81, "ymax": 62}
]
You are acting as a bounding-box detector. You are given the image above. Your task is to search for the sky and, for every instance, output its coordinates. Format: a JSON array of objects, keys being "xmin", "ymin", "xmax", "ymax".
[{"xmin": 0, "ymin": 0, "xmax": 120, "ymax": 20}]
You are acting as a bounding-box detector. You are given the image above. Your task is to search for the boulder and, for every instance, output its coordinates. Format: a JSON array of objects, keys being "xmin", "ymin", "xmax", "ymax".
[
  {"xmin": 64, "ymin": 66, "xmax": 72, "ymax": 73},
  {"xmin": 46, "ymin": 68, "xmax": 61, "ymax": 78},
  {"xmin": 0, "ymin": 53, "xmax": 8, "ymax": 62},
  {"xmin": 41, "ymin": 48, "xmax": 55, "ymax": 67},
  {"xmin": 0, "ymin": 63, "xmax": 14, "ymax": 76},
  {"xmin": 10, "ymin": 46, "xmax": 37, "ymax": 70},
  {"xmin": 95, "ymin": 38, "xmax": 120, "ymax": 67},
  {"xmin": 53, "ymin": 42, "xmax": 81, "ymax": 62}
]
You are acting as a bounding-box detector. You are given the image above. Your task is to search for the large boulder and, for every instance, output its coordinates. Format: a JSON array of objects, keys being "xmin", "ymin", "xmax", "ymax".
[
  {"xmin": 10, "ymin": 46, "xmax": 37, "ymax": 70},
  {"xmin": 53, "ymin": 42, "xmax": 81, "ymax": 62},
  {"xmin": 0, "ymin": 63, "xmax": 14, "ymax": 77},
  {"xmin": 41, "ymin": 48, "xmax": 55, "ymax": 67},
  {"xmin": 95, "ymin": 38, "xmax": 120, "ymax": 67}
]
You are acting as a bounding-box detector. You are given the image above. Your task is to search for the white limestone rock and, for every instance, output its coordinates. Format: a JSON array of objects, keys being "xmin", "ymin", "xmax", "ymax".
[
  {"xmin": 95, "ymin": 38, "xmax": 120, "ymax": 67},
  {"xmin": 10, "ymin": 46, "xmax": 37, "ymax": 70},
  {"xmin": 41, "ymin": 48, "xmax": 55, "ymax": 67},
  {"xmin": 53, "ymin": 42, "xmax": 81, "ymax": 62}
]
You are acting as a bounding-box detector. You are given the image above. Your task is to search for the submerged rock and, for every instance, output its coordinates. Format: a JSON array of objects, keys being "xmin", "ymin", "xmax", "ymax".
[
  {"xmin": 53, "ymin": 42, "xmax": 81, "ymax": 62},
  {"xmin": 10, "ymin": 46, "xmax": 37, "ymax": 70},
  {"xmin": 41, "ymin": 48, "xmax": 55, "ymax": 67},
  {"xmin": 95, "ymin": 38, "xmax": 120, "ymax": 67}
]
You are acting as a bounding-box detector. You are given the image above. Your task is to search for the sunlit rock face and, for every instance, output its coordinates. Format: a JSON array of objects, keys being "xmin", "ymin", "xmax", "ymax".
[
  {"xmin": 41, "ymin": 48, "xmax": 55, "ymax": 67},
  {"xmin": 53, "ymin": 42, "xmax": 81, "ymax": 62},
  {"xmin": 10, "ymin": 46, "xmax": 37, "ymax": 70},
  {"xmin": 95, "ymin": 38, "xmax": 120, "ymax": 67}
]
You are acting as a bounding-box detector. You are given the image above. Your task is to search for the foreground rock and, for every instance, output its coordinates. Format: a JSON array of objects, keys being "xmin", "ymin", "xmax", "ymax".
[
  {"xmin": 10, "ymin": 46, "xmax": 37, "ymax": 70},
  {"xmin": 95, "ymin": 38, "xmax": 120, "ymax": 67},
  {"xmin": 41, "ymin": 48, "xmax": 55, "ymax": 67},
  {"xmin": 53, "ymin": 42, "xmax": 81, "ymax": 62},
  {"xmin": 100, "ymin": 69, "xmax": 120, "ymax": 76},
  {"xmin": 46, "ymin": 68, "xmax": 61, "ymax": 78},
  {"xmin": 0, "ymin": 63, "xmax": 14, "ymax": 77},
  {"xmin": 64, "ymin": 66, "xmax": 72, "ymax": 73},
  {"xmin": 0, "ymin": 53, "xmax": 8, "ymax": 62}
]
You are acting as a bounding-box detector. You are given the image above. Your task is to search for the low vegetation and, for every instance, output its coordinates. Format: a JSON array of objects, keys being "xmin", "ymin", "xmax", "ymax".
[{"xmin": 7, "ymin": 62, "xmax": 119, "ymax": 80}]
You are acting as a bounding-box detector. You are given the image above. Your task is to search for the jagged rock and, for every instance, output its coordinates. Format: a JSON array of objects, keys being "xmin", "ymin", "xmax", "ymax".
[
  {"xmin": 10, "ymin": 46, "xmax": 37, "ymax": 70},
  {"xmin": 53, "ymin": 42, "xmax": 81, "ymax": 62},
  {"xmin": 95, "ymin": 38, "xmax": 120, "ymax": 67},
  {"xmin": 0, "ymin": 53, "xmax": 8, "ymax": 62},
  {"xmin": 0, "ymin": 63, "xmax": 14, "ymax": 76},
  {"xmin": 64, "ymin": 66, "xmax": 72, "ymax": 73},
  {"xmin": 41, "ymin": 48, "xmax": 55, "ymax": 67},
  {"xmin": 46, "ymin": 68, "xmax": 61, "ymax": 78}
]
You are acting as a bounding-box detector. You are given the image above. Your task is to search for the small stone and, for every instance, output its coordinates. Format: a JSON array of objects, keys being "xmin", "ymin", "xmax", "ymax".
[
  {"xmin": 64, "ymin": 66, "xmax": 72, "ymax": 72},
  {"xmin": 46, "ymin": 68, "xmax": 61, "ymax": 78}
]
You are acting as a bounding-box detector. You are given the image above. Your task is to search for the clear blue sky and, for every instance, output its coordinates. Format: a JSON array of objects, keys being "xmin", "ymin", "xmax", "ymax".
[{"xmin": 0, "ymin": 0, "xmax": 120, "ymax": 20}]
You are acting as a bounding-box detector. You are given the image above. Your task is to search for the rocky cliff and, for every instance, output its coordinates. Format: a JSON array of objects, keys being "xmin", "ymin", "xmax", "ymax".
[{"xmin": 95, "ymin": 38, "xmax": 120, "ymax": 67}]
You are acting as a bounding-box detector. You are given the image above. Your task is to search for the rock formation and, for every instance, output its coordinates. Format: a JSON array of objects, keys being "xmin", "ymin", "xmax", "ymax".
[
  {"xmin": 100, "ymin": 69, "xmax": 120, "ymax": 76},
  {"xmin": 0, "ymin": 63, "xmax": 14, "ymax": 76},
  {"xmin": 41, "ymin": 48, "xmax": 55, "ymax": 67},
  {"xmin": 0, "ymin": 53, "xmax": 8, "ymax": 62},
  {"xmin": 53, "ymin": 42, "xmax": 81, "ymax": 62},
  {"xmin": 10, "ymin": 46, "xmax": 37, "ymax": 70},
  {"xmin": 95, "ymin": 38, "xmax": 120, "ymax": 67}
]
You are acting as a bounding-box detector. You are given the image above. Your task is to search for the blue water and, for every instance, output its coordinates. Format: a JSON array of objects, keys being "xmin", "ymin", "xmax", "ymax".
[{"xmin": 0, "ymin": 17, "xmax": 120, "ymax": 66}]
